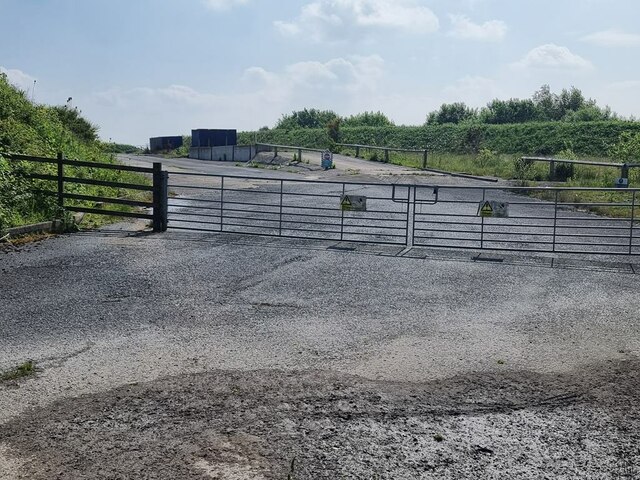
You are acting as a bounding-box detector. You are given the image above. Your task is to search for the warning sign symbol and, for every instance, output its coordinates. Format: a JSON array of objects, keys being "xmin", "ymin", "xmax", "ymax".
[
  {"xmin": 477, "ymin": 200, "xmax": 509, "ymax": 218},
  {"xmin": 341, "ymin": 195, "xmax": 367, "ymax": 212},
  {"xmin": 479, "ymin": 201, "xmax": 493, "ymax": 217}
]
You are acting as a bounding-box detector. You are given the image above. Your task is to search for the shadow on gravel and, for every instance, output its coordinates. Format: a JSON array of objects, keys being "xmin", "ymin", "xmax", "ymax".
[
  {"xmin": 2, "ymin": 358, "xmax": 639, "ymax": 479},
  {"xmin": 73, "ymin": 228, "xmax": 640, "ymax": 276}
]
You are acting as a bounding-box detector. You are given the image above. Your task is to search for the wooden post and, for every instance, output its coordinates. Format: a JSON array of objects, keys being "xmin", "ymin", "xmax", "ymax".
[
  {"xmin": 355, "ymin": 146, "xmax": 360, "ymax": 158},
  {"xmin": 549, "ymin": 160, "xmax": 556, "ymax": 181},
  {"xmin": 298, "ymin": 148, "xmax": 302, "ymax": 162},
  {"xmin": 384, "ymin": 149, "xmax": 389, "ymax": 163},
  {"xmin": 422, "ymin": 150, "xmax": 428, "ymax": 169}
]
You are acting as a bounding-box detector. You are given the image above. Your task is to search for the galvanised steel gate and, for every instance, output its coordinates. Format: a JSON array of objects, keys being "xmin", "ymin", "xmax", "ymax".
[
  {"xmin": 167, "ymin": 173, "xmax": 411, "ymax": 245},
  {"xmin": 412, "ymin": 185, "xmax": 639, "ymax": 255},
  {"xmin": 166, "ymin": 172, "xmax": 640, "ymax": 256}
]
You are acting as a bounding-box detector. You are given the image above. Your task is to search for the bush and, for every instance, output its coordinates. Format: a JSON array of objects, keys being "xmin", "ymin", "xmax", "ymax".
[{"xmin": 240, "ymin": 121, "xmax": 640, "ymax": 157}]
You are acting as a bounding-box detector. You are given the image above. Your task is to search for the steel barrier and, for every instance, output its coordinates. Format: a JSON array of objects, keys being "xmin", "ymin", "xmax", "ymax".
[{"xmin": 166, "ymin": 172, "xmax": 640, "ymax": 256}]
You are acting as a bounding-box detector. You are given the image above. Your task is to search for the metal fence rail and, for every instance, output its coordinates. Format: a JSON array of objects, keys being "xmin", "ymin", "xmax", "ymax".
[{"xmin": 167, "ymin": 172, "xmax": 640, "ymax": 256}]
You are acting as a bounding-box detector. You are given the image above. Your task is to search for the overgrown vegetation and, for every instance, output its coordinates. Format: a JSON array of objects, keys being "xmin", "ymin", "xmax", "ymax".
[
  {"xmin": 426, "ymin": 85, "xmax": 615, "ymax": 125},
  {"xmin": 240, "ymin": 121, "xmax": 640, "ymax": 158},
  {"xmin": 0, "ymin": 74, "xmax": 149, "ymax": 232},
  {"xmin": 101, "ymin": 142, "xmax": 142, "ymax": 154}
]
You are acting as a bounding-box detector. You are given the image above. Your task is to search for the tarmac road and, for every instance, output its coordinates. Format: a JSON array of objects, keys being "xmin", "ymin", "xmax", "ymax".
[{"xmin": 1, "ymin": 157, "xmax": 639, "ymax": 479}]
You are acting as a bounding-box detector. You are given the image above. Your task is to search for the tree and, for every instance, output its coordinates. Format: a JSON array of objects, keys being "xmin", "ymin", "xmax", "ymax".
[
  {"xmin": 481, "ymin": 99, "xmax": 538, "ymax": 124},
  {"xmin": 327, "ymin": 117, "xmax": 341, "ymax": 144},
  {"xmin": 342, "ymin": 111, "xmax": 394, "ymax": 127},
  {"xmin": 275, "ymin": 108, "xmax": 339, "ymax": 129},
  {"xmin": 563, "ymin": 105, "xmax": 612, "ymax": 122},
  {"xmin": 532, "ymin": 84, "xmax": 561, "ymax": 121},
  {"xmin": 426, "ymin": 103, "xmax": 478, "ymax": 125}
]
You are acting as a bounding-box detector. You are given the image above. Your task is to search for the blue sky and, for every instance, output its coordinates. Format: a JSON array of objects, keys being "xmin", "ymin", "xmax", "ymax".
[{"xmin": 2, "ymin": 0, "xmax": 640, "ymax": 145}]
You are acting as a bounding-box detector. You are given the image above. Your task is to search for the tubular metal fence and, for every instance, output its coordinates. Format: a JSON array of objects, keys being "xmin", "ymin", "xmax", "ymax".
[{"xmin": 166, "ymin": 172, "xmax": 640, "ymax": 256}]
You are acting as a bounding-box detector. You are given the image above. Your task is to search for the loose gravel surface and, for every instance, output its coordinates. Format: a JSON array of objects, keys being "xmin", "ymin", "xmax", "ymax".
[{"xmin": 1, "ymin": 159, "xmax": 640, "ymax": 478}]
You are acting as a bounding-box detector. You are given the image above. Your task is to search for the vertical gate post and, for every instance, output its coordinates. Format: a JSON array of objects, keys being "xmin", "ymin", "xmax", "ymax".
[
  {"xmin": 355, "ymin": 146, "xmax": 360, "ymax": 158},
  {"xmin": 622, "ymin": 164, "xmax": 629, "ymax": 180},
  {"xmin": 630, "ymin": 191, "xmax": 636, "ymax": 255},
  {"xmin": 422, "ymin": 150, "xmax": 428, "ymax": 170},
  {"xmin": 57, "ymin": 152, "xmax": 64, "ymax": 210},
  {"xmin": 406, "ymin": 186, "xmax": 414, "ymax": 247},
  {"xmin": 549, "ymin": 160, "xmax": 556, "ymax": 181},
  {"xmin": 152, "ymin": 162, "xmax": 168, "ymax": 232},
  {"xmin": 384, "ymin": 149, "xmax": 390, "ymax": 163},
  {"xmin": 279, "ymin": 180, "xmax": 284, "ymax": 236},
  {"xmin": 340, "ymin": 183, "xmax": 345, "ymax": 241}
]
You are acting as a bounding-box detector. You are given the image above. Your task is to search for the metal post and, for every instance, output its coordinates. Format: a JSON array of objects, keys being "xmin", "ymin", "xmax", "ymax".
[
  {"xmin": 274, "ymin": 147, "xmax": 278, "ymax": 158},
  {"xmin": 411, "ymin": 187, "xmax": 418, "ymax": 246},
  {"xmin": 57, "ymin": 152, "xmax": 64, "ymax": 210},
  {"xmin": 384, "ymin": 149, "xmax": 390, "ymax": 163},
  {"xmin": 480, "ymin": 189, "xmax": 486, "ymax": 249},
  {"xmin": 220, "ymin": 177, "xmax": 225, "ymax": 232},
  {"xmin": 552, "ymin": 190, "xmax": 559, "ymax": 252},
  {"xmin": 630, "ymin": 191, "xmax": 636, "ymax": 255},
  {"xmin": 297, "ymin": 148, "xmax": 302, "ymax": 162},
  {"xmin": 622, "ymin": 164, "xmax": 629, "ymax": 180},
  {"xmin": 405, "ymin": 186, "xmax": 414, "ymax": 247},
  {"xmin": 279, "ymin": 180, "xmax": 284, "ymax": 236},
  {"xmin": 549, "ymin": 160, "xmax": 555, "ymax": 181},
  {"xmin": 340, "ymin": 183, "xmax": 345, "ymax": 241},
  {"xmin": 355, "ymin": 146, "xmax": 360, "ymax": 158},
  {"xmin": 152, "ymin": 162, "xmax": 167, "ymax": 232},
  {"xmin": 422, "ymin": 150, "xmax": 428, "ymax": 170}
]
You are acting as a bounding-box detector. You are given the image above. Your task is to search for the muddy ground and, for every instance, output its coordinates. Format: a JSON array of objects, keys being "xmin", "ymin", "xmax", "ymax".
[{"xmin": 2, "ymin": 358, "xmax": 639, "ymax": 479}]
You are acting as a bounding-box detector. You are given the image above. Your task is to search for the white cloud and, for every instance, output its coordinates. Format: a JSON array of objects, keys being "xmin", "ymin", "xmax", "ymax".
[
  {"xmin": 514, "ymin": 44, "xmax": 593, "ymax": 70},
  {"xmin": 202, "ymin": 0, "xmax": 249, "ymax": 11},
  {"xmin": 581, "ymin": 29, "xmax": 640, "ymax": 47},
  {"xmin": 274, "ymin": 0, "xmax": 439, "ymax": 42},
  {"xmin": 448, "ymin": 14, "xmax": 507, "ymax": 41},
  {"xmin": 443, "ymin": 76, "xmax": 501, "ymax": 105},
  {"xmin": 0, "ymin": 66, "xmax": 37, "ymax": 93},
  {"xmin": 90, "ymin": 55, "xmax": 387, "ymax": 143}
]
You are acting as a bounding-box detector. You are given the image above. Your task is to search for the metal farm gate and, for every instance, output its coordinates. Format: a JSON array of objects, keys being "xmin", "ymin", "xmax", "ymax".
[{"xmin": 166, "ymin": 172, "xmax": 640, "ymax": 256}]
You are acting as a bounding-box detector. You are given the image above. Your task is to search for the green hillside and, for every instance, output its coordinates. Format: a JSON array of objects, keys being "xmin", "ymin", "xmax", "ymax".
[{"xmin": 0, "ymin": 74, "xmax": 145, "ymax": 232}]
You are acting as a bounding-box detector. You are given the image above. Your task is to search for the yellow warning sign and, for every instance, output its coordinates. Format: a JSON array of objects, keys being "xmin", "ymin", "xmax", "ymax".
[
  {"xmin": 477, "ymin": 200, "xmax": 509, "ymax": 218},
  {"xmin": 478, "ymin": 201, "xmax": 493, "ymax": 217},
  {"xmin": 340, "ymin": 195, "xmax": 367, "ymax": 212}
]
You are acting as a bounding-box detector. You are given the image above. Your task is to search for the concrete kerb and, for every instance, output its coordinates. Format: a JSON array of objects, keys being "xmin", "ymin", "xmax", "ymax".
[{"xmin": 1, "ymin": 213, "xmax": 85, "ymax": 239}]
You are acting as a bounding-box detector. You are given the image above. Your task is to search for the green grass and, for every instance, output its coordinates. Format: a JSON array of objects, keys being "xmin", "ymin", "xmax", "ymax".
[
  {"xmin": 0, "ymin": 361, "xmax": 36, "ymax": 382},
  {"xmin": 0, "ymin": 74, "xmax": 151, "ymax": 232},
  {"xmin": 339, "ymin": 147, "xmax": 637, "ymax": 218}
]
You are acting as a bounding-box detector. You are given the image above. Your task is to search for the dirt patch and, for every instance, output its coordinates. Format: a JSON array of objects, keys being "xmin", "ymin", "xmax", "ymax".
[{"xmin": 1, "ymin": 360, "xmax": 639, "ymax": 479}]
